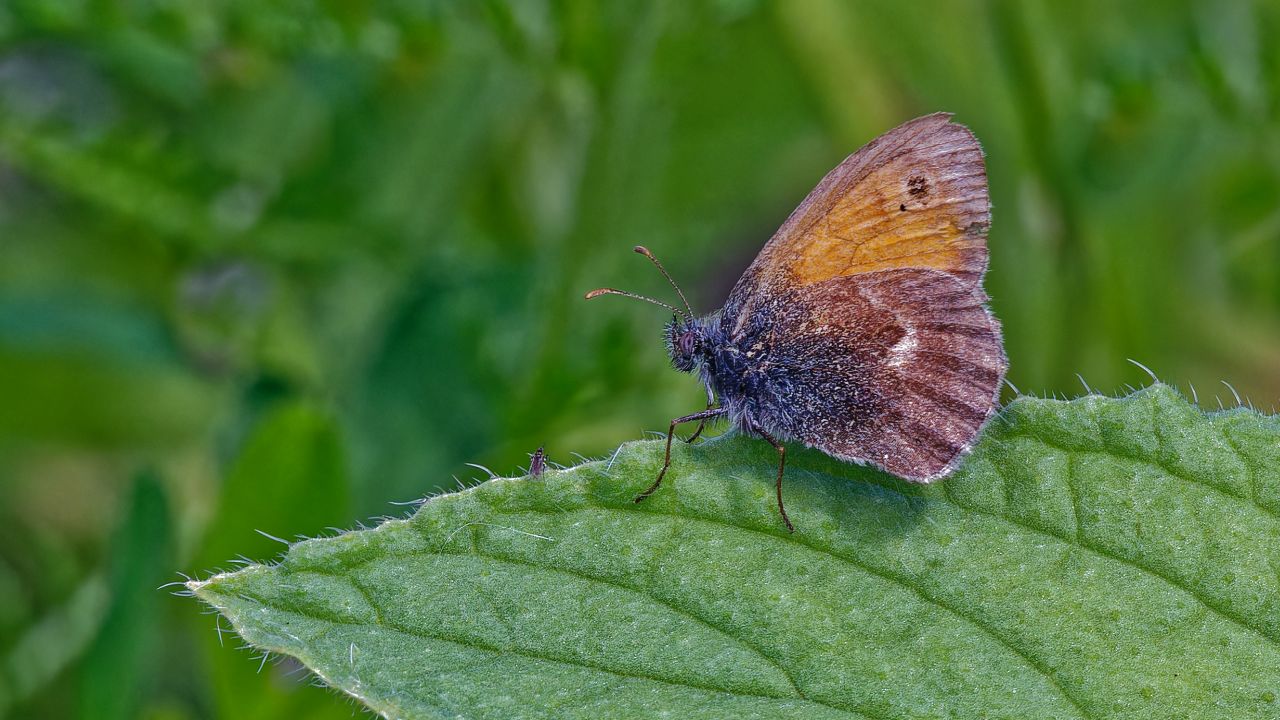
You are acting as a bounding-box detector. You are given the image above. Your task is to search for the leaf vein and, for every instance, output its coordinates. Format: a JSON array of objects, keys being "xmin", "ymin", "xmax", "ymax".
[
  {"xmin": 298, "ymin": 543, "xmax": 820, "ymax": 707},
  {"xmin": 942, "ymin": 467, "xmax": 1280, "ymax": 650},
  {"xmin": 1015, "ymin": 431, "xmax": 1278, "ymax": 522},
  {"xmin": 406, "ymin": 545, "xmax": 810, "ymax": 704},
  {"xmin": 599, "ymin": 504, "xmax": 1096, "ymax": 720},
  {"xmin": 237, "ymin": 596, "xmax": 875, "ymax": 719},
  {"xmin": 1215, "ymin": 422, "xmax": 1262, "ymax": 510},
  {"xmin": 1065, "ymin": 452, "xmax": 1084, "ymax": 543}
]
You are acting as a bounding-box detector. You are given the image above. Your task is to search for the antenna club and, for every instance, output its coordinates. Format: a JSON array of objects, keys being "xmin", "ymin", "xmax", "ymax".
[
  {"xmin": 581, "ymin": 286, "xmax": 685, "ymax": 316},
  {"xmin": 629, "ymin": 244, "xmax": 695, "ymax": 317}
]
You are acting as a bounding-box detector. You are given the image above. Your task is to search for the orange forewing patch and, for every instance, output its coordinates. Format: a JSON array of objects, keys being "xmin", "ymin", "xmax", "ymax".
[
  {"xmin": 728, "ymin": 113, "xmax": 990, "ymax": 334},
  {"xmin": 795, "ymin": 135, "xmax": 989, "ymax": 282}
]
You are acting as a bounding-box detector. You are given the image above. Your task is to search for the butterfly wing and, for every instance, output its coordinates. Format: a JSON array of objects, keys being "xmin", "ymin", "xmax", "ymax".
[
  {"xmin": 743, "ymin": 268, "xmax": 1005, "ymax": 481},
  {"xmin": 724, "ymin": 113, "xmax": 990, "ymax": 338},
  {"xmin": 716, "ymin": 113, "xmax": 1002, "ymax": 478}
]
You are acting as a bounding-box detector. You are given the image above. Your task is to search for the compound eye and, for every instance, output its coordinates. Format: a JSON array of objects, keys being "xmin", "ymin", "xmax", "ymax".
[{"xmin": 678, "ymin": 331, "xmax": 696, "ymax": 356}]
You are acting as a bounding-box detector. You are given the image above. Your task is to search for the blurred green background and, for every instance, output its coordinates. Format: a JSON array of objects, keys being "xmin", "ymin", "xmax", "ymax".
[{"xmin": 1, "ymin": 1, "xmax": 1277, "ymax": 718}]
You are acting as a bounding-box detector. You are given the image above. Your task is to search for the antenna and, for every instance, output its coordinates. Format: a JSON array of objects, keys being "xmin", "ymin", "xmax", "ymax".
[
  {"xmin": 633, "ymin": 246, "xmax": 694, "ymax": 318},
  {"xmin": 584, "ymin": 288, "xmax": 686, "ymax": 318}
]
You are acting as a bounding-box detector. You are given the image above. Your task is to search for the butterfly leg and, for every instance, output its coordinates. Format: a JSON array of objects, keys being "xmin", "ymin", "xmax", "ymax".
[
  {"xmin": 683, "ymin": 385, "xmax": 718, "ymax": 444},
  {"xmin": 635, "ymin": 407, "xmax": 728, "ymax": 503},
  {"xmin": 749, "ymin": 423, "xmax": 793, "ymax": 533}
]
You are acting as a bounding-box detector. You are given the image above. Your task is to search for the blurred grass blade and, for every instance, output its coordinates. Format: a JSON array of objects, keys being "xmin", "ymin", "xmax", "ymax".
[
  {"xmin": 77, "ymin": 471, "xmax": 171, "ymax": 720},
  {"xmin": 196, "ymin": 401, "xmax": 351, "ymax": 570},
  {"xmin": 191, "ymin": 386, "xmax": 1280, "ymax": 719},
  {"xmin": 0, "ymin": 577, "xmax": 108, "ymax": 717}
]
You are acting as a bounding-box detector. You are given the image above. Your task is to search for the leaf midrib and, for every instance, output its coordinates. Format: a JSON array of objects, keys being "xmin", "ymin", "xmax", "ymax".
[
  {"xmin": 207, "ymin": 588, "xmax": 872, "ymax": 719},
  {"xmin": 270, "ymin": 500, "xmax": 1094, "ymax": 720},
  {"xmin": 325, "ymin": 551, "xmax": 808, "ymax": 701}
]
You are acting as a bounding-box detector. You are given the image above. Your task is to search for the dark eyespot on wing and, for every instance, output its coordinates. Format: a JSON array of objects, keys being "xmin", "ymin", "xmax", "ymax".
[{"xmin": 721, "ymin": 113, "xmax": 991, "ymax": 336}]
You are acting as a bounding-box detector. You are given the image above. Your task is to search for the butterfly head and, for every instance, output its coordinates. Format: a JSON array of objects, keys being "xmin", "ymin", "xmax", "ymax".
[{"xmin": 665, "ymin": 316, "xmax": 708, "ymax": 373}]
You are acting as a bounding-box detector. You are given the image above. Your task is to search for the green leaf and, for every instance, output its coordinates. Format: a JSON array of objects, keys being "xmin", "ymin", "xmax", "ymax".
[
  {"xmin": 193, "ymin": 400, "xmax": 356, "ymax": 720},
  {"xmin": 189, "ymin": 385, "xmax": 1280, "ymax": 719}
]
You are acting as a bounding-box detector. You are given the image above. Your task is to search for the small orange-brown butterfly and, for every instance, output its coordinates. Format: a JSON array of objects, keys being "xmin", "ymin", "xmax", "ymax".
[{"xmin": 588, "ymin": 113, "xmax": 1007, "ymax": 532}]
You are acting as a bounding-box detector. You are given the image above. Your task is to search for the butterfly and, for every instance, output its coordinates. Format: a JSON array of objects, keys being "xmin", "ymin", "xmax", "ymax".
[{"xmin": 587, "ymin": 113, "xmax": 1007, "ymax": 532}]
